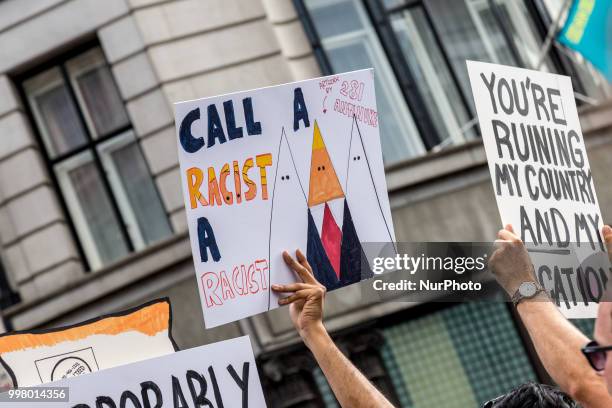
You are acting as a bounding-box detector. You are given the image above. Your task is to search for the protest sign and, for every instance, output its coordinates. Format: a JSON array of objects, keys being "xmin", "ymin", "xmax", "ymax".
[
  {"xmin": 0, "ymin": 299, "xmax": 177, "ymax": 387},
  {"xmin": 0, "ymin": 335, "xmax": 264, "ymax": 408},
  {"xmin": 467, "ymin": 61, "xmax": 610, "ymax": 317},
  {"xmin": 175, "ymin": 69, "xmax": 395, "ymax": 328}
]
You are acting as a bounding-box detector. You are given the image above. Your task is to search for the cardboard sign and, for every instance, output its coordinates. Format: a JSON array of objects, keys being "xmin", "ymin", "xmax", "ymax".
[
  {"xmin": 175, "ymin": 69, "xmax": 395, "ymax": 327},
  {"xmin": 0, "ymin": 299, "xmax": 177, "ymax": 387},
  {"xmin": 467, "ymin": 61, "xmax": 609, "ymax": 317},
  {"xmin": 0, "ymin": 336, "xmax": 265, "ymax": 408}
]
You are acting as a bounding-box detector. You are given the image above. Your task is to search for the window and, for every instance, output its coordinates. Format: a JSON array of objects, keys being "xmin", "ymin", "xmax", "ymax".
[
  {"xmin": 22, "ymin": 47, "xmax": 171, "ymax": 270},
  {"xmin": 382, "ymin": 303, "xmax": 537, "ymax": 407},
  {"xmin": 298, "ymin": 0, "xmax": 611, "ymax": 164},
  {"xmin": 301, "ymin": 0, "xmax": 426, "ymax": 163},
  {"xmin": 388, "ymin": 4, "xmax": 475, "ymax": 145}
]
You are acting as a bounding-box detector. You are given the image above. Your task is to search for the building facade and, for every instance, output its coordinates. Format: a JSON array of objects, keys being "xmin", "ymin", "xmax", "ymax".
[{"xmin": 0, "ymin": 0, "xmax": 610, "ymax": 406}]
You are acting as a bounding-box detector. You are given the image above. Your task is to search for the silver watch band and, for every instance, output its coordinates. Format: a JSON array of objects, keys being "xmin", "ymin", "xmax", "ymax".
[{"xmin": 511, "ymin": 285, "xmax": 546, "ymax": 307}]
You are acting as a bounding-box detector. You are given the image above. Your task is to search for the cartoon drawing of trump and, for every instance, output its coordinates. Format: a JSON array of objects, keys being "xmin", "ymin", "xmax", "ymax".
[{"xmin": 305, "ymin": 121, "xmax": 373, "ymax": 290}]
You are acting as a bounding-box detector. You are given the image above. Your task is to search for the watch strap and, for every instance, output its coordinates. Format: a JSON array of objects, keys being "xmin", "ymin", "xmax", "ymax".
[{"xmin": 512, "ymin": 283, "xmax": 545, "ymax": 307}]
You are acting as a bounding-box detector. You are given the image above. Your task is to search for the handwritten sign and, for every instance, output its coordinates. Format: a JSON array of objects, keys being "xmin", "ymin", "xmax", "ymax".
[
  {"xmin": 174, "ymin": 69, "xmax": 395, "ymax": 327},
  {"xmin": 467, "ymin": 61, "xmax": 610, "ymax": 317},
  {"xmin": 0, "ymin": 335, "xmax": 264, "ymax": 408},
  {"xmin": 0, "ymin": 299, "xmax": 177, "ymax": 387}
]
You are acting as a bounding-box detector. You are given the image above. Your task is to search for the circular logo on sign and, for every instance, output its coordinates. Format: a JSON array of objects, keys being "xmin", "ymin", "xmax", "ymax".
[{"xmin": 51, "ymin": 357, "xmax": 92, "ymax": 381}]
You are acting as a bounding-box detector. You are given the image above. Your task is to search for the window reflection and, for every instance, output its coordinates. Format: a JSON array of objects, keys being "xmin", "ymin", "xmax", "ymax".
[{"xmin": 306, "ymin": 0, "xmax": 425, "ymax": 164}]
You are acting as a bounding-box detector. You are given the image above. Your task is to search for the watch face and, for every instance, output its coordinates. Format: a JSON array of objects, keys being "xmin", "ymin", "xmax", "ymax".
[{"xmin": 519, "ymin": 282, "xmax": 537, "ymax": 297}]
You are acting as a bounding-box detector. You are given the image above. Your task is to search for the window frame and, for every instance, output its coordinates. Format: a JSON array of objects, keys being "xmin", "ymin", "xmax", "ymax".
[
  {"xmin": 0, "ymin": 257, "xmax": 19, "ymax": 312},
  {"xmin": 295, "ymin": 0, "xmax": 608, "ymax": 163},
  {"xmin": 15, "ymin": 40, "xmax": 169, "ymax": 271},
  {"xmin": 65, "ymin": 48, "xmax": 130, "ymax": 140},
  {"xmin": 295, "ymin": 0, "xmax": 445, "ymax": 153},
  {"xmin": 97, "ymin": 130, "xmax": 151, "ymax": 250},
  {"xmin": 386, "ymin": 3, "xmax": 476, "ymax": 145},
  {"xmin": 315, "ymin": 0, "xmax": 427, "ymax": 158}
]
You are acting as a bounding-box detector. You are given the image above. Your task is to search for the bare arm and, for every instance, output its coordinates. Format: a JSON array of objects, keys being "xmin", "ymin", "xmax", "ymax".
[
  {"xmin": 515, "ymin": 299, "xmax": 610, "ymax": 408},
  {"xmin": 303, "ymin": 322, "xmax": 394, "ymax": 408},
  {"xmin": 490, "ymin": 225, "xmax": 611, "ymax": 408},
  {"xmin": 273, "ymin": 250, "xmax": 394, "ymax": 408}
]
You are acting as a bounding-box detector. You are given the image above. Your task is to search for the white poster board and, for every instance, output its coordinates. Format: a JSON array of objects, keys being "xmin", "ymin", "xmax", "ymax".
[
  {"xmin": 0, "ymin": 299, "xmax": 176, "ymax": 387},
  {"xmin": 0, "ymin": 336, "xmax": 265, "ymax": 408},
  {"xmin": 467, "ymin": 61, "xmax": 609, "ymax": 317},
  {"xmin": 174, "ymin": 69, "xmax": 395, "ymax": 328}
]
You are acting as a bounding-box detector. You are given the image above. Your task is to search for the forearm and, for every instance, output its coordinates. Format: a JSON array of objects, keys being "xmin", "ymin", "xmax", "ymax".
[
  {"xmin": 517, "ymin": 299, "xmax": 610, "ymax": 407},
  {"xmin": 304, "ymin": 324, "xmax": 394, "ymax": 408}
]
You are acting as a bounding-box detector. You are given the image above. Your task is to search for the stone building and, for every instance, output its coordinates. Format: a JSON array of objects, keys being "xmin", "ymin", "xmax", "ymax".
[{"xmin": 0, "ymin": 0, "xmax": 610, "ymax": 406}]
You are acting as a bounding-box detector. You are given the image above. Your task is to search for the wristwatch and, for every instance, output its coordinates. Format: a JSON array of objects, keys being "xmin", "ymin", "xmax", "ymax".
[{"xmin": 511, "ymin": 281, "xmax": 545, "ymax": 306}]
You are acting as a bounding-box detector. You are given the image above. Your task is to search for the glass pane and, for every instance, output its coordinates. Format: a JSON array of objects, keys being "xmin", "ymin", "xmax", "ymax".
[
  {"xmin": 391, "ymin": 7, "xmax": 475, "ymax": 145},
  {"xmin": 108, "ymin": 140, "xmax": 171, "ymax": 246},
  {"xmin": 383, "ymin": 303, "xmax": 537, "ymax": 407},
  {"xmin": 493, "ymin": 0, "xmax": 554, "ymax": 71},
  {"xmin": 543, "ymin": 0, "xmax": 565, "ymax": 16},
  {"xmin": 306, "ymin": 0, "xmax": 362, "ymax": 38},
  {"xmin": 24, "ymin": 69, "xmax": 88, "ymax": 158},
  {"xmin": 56, "ymin": 153, "xmax": 129, "ymax": 268},
  {"xmin": 382, "ymin": 0, "xmax": 406, "ymax": 9},
  {"xmin": 472, "ymin": 2, "xmax": 516, "ymax": 64},
  {"xmin": 75, "ymin": 65, "xmax": 129, "ymax": 137},
  {"xmin": 305, "ymin": 0, "xmax": 425, "ymax": 163},
  {"xmin": 425, "ymin": 0, "xmax": 518, "ymax": 103},
  {"xmin": 67, "ymin": 48, "xmax": 130, "ymax": 137}
]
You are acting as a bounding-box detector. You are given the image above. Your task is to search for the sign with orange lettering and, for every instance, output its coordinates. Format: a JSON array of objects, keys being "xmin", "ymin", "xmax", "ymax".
[{"xmin": 174, "ymin": 70, "xmax": 395, "ymax": 327}]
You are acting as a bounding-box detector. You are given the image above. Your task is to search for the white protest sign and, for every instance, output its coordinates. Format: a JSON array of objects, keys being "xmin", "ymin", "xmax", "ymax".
[
  {"xmin": 0, "ymin": 299, "xmax": 176, "ymax": 387},
  {"xmin": 467, "ymin": 61, "xmax": 610, "ymax": 317},
  {"xmin": 174, "ymin": 69, "xmax": 395, "ymax": 328},
  {"xmin": 1, "ymin": 335, "xmax": 265, "ymax": 408}
]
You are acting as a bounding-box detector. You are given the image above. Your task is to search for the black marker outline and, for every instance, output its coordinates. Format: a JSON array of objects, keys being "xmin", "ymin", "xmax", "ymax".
[{"xmin": 0, "ymin": 298, "xmax": 177, "ymax": 388}]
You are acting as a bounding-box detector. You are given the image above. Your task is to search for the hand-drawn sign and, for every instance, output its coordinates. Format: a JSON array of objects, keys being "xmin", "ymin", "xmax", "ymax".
[
  {"xmin": 174, "ymin": 69, "xmax": 395, "ymax": 328},
  {"xmin": 0, "ymin": 336, "xmax": 265, "ymax": 408},
  {"xmin": 0, "ymin": 298, "xmax": 177, "ymax": 387},
  {"xmin": 467, "ymin": 61, "xmax": 611, "ymax": 318}
]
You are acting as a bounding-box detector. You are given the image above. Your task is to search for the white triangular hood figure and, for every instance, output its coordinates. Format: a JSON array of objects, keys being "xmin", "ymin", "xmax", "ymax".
[
  {"xmin": 344, "ymin": 117, "xmax": 397, "ymax": 268},
  {"xmin": 268, "ymin": 129, "xmax": 308, "ymax": 309}
]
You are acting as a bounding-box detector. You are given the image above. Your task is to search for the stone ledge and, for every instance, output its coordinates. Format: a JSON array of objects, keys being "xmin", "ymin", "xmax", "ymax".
[
  {"xmin": 578, "ymin": 99, "xmax": 612, "ymax": 134},
  {"xmin": 4, "ymin": 232, "xmax": 191, "ymax": 329},
  {"xmin": 0, "ymin": 0, "xmax": 129, "ymax": 73}
]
